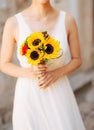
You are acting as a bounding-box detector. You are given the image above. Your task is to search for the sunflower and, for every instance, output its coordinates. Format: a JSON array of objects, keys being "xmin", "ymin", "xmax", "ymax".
[
  {"xmin": 44, "ymin": 37, "xmax": 61, "ymax": 59},
  {"xmin": 27, "ymin": 32, "xmax": 44, "ymax": 49},
  {"xmin": 26, "ymin": 48, "xmax": 43, "ymax": 65}
]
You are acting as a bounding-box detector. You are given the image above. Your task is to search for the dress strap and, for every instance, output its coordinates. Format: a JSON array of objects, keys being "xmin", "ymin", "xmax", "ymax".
[
  {"xmin": 15, "ymin": 13, "xmax": 30, "ymax": 44},
  {"xmin": 59, "ymin": 11, "xmax": 71, "ymax": 64},
  {"xmin": 57, "ymin": 11, "xmax": 67, "ymax": 37},
  {"xmin": 15, "ymin": 13, "xmax": 29, "ymax": 30}
]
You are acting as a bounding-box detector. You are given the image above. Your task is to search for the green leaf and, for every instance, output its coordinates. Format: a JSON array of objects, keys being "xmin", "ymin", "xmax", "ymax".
[
  {"xmin": 44, "ymin": 58, "xmax": 48, "ymax": 64},
  {"xmin": 45, "ymin": 31, "xmax": 48, "ymax": 34},
  {"xmin": 24, "ymin": 37, "xmax": 29, "ymax": 46}
]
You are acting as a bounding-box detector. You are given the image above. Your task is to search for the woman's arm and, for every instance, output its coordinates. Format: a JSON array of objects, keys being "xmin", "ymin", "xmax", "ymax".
[
  {"xmin": 58, "ymin": 13, "xmax": 82, "ymax": 76},
  {"xmin": 0, "ymin": 17, "xmax": 35, "ymax": 78},
  {"xmin": 38, "ymin": 13, "xmax": 82, "ymax": 88}
]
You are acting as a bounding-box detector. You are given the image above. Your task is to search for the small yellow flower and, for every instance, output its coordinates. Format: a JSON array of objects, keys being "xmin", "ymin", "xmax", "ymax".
[
  {"xmin": 26, "ymin": 48, "xmax": 43, "ymax": 65},
  {"xmin": 27, "ymin": 32, "xmax": 44, "ymax": 49},
  {"xmin": 44, "ymin": 37, "xmax": 61, "ymax": 59}
]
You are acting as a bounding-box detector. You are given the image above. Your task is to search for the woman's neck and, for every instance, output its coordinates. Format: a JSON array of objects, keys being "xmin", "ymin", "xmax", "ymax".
[{"xmin": 29, "ymin": 1, "xmax": 54, "ymax": 19}]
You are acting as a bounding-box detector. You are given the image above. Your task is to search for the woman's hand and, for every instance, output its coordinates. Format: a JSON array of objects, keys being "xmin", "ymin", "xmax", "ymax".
[
  {"xmin": 33, "ymin": 64, "xmax": 47, "ymax": 79},
  {"xmin": 38, "ymin": 67, "xmax": 63, "ymax": 89}
]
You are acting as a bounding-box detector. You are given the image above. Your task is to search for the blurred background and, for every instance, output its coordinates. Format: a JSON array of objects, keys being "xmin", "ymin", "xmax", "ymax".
[{"xmin": 0, "ymin": 0, "xmax": 94, "ymax": 130}]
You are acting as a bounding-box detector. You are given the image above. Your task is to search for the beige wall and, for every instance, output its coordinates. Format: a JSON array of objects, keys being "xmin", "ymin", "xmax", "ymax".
[{"xmin": 78, "ymin": 0, "xmax": 93, "ymax": 70}]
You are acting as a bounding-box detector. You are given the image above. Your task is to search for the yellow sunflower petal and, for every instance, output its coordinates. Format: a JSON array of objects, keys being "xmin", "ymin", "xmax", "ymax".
[
  {"xmin": 26, "ymin": 48, "xmax": 43, "ymax": 65},
  {"xmin": 43, "ymin": 37, "xmax": 61, "ymax": 59},
  {"xmin": 27, "ymin": 32, "xmax": 44, "ymax": 49}
]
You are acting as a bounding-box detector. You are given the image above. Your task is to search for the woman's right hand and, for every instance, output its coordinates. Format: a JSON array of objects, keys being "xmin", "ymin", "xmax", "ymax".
[{"xmin": 33, "ymin": 64, "xmax": 47, "ymax": 79}]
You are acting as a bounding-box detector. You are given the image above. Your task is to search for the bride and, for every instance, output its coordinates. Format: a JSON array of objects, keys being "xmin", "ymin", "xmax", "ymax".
[{"xmin": 0, "ymin": 0, "xmax": 86, "ymax": 130}]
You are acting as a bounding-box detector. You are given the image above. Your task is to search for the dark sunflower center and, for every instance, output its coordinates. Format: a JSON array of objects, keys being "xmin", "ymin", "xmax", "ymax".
[
  {"xmin": 30, "ymin": 51, "xmax": 39, "ymax": 60},
  {"xmin": 45, "ymin": 44, "xmax": 54, "ymax": 54},
  {"xmin": 32, "ymin": 39, "xmax": 41, "ymax": 46}
]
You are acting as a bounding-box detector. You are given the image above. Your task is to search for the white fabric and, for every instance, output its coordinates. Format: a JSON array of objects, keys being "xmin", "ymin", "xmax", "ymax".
[{"xmin": 13, "ymin": 11, "xmax": 86, "ymax": 130}]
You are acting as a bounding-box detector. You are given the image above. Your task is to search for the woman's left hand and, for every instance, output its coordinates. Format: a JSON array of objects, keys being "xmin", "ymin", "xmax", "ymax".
[{"xmin": 38, "ymin": 68, "xmax": 63, "ymax": 89}]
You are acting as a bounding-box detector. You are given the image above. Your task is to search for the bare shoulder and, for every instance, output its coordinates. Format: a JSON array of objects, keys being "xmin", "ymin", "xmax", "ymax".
[
  {"xmin": 3, "ymin": 15, "xmax": 19, "ymax": 42},
  {"xmin": 65, "ymin": 13, "xmax": 78, "ymax": 33},
  {"xmin": 66, "ymin": 13, "xmax": 77, "ymax": 26},
  {"xmin": 4, "ymin": 15, "xmax": 17, "ymax": 30}
]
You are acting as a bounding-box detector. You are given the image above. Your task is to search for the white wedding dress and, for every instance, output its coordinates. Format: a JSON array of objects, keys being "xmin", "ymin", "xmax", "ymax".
[{"xmin": 13, "ymin": 10, "xmax": 86, "ymax": 130}]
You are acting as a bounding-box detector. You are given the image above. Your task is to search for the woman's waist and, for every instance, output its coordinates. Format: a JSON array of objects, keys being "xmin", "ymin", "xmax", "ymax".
[
  {"xmin": 16, "ymin": 77, "xmax": 38, "ymax": 86},
  {"xmin": 16, "ymin": 75, "xmax": 69, "ymax": 86}
]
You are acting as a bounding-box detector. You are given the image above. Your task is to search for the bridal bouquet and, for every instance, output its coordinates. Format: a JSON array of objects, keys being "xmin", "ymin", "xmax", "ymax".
[{"xmin": 19, "ymin": 31, "xmax": 62, "ymax": 65}]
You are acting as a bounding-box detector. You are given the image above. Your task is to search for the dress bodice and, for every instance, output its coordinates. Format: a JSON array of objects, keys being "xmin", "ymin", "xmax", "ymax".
[{"xmin": 15, "ymin": 10, "xmax": 71, "ymax": 70}]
